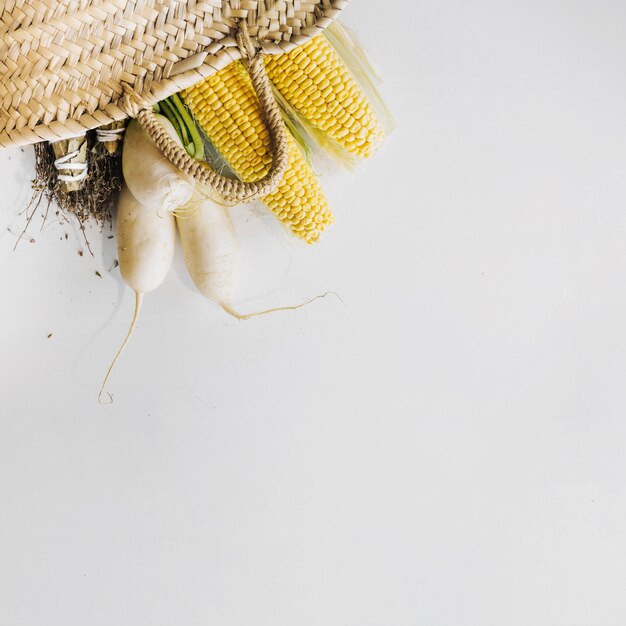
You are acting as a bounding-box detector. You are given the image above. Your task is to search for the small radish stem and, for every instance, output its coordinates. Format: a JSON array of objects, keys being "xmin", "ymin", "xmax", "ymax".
[{"xmin": 98, "ymin": 291, "xmax": 144, "ymax": 404}]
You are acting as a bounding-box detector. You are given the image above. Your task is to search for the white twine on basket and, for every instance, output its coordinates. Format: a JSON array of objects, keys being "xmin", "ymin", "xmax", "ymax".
[
  {"xmin": 96, "ymin": 126, "xmax": 125, "ymax": 143},
  {"xmin": 54, "ymin": 150, "xmax": 88, "ymax": 182}
]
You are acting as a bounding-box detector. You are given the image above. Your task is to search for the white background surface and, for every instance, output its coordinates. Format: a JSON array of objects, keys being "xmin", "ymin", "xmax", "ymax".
[{"xmin": 2, "ymin": 1, "xmax": 626, "ymax": 624}]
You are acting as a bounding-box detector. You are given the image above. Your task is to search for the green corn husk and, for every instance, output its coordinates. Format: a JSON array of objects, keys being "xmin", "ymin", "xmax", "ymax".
[{"xmin": 158, "ymin": 95, "xmax": 204, "ymax": 160}]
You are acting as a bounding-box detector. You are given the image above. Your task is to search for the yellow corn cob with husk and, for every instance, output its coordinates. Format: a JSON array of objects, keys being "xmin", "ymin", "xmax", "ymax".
[
  {"xmin": 264, "ymin": 34, "xmax": 384, "ymax": 159},
  {"xmin": 181, "ymin": 61, "xmax": 333, "ymax": 244}
]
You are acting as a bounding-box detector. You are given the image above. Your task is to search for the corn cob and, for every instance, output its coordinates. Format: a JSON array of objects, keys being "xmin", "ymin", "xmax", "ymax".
[
  {"xmin": 181, "ymin": 61, "xmax": 333, "ymax": 244},
  {"xmin": 264, "ymin": 35, "xmax": 384, "ymax": 160}
]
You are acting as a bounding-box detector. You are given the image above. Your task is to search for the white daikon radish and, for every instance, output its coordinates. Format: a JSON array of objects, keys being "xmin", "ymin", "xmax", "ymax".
[
  {"xmin": 99, "ymin": 184, "xmax": 176, "ymax": 402},
  {"xmin": 122, "ymin": 115, "xmax": 194, "ymax": 212},
  {"xmin": 176, "ymin": 194, "xmax": 331, "ymax": 319}
]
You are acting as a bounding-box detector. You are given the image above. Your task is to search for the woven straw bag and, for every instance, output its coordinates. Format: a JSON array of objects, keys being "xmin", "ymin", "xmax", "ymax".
[{"xmin": 0, "ymin": 0, "xmax": 349, "ymax": 199}]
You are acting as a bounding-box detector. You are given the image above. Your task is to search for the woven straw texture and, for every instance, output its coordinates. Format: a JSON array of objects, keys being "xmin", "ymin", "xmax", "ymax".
[{"xmin": 0, "ymin": 0, "xmax": 349, "ymax": 148}]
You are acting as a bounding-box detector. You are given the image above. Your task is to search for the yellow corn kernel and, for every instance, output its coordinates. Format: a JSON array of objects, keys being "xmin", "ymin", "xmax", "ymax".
[
  {"xmin": 181, "ymin": 61, "xmax": 333, "ymax": 244},
  {"xmin": 264, "ymin": 35, "xmax": 383, "ymax": 159}
]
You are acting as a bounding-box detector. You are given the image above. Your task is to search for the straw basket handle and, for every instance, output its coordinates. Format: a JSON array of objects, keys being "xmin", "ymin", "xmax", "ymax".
[{"xmin": 124, "ymin": 23, "xmax": 289, "ymax": 205}]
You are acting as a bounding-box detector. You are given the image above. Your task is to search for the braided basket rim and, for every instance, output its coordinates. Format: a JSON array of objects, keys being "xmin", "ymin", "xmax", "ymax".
[{"xmin": 0, "ymin": 0, "xmax": 349, "ymax": 148}]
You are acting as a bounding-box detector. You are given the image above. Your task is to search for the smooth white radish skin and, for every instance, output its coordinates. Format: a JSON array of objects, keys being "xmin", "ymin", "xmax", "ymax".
[
  {"xmin": 117, "ymin": 184, "xmax": 177, "ymax": 293},
  {"xmin": 122, "ymin": 115, "xmax": 194, "ymax": 212},
  {"xmin": 99, "ymin": 184, "xmax": 177, "ymax": 402},
  {"xmin": 176, "ymin": 195, "xmax": 242, "ymax": 307}
]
